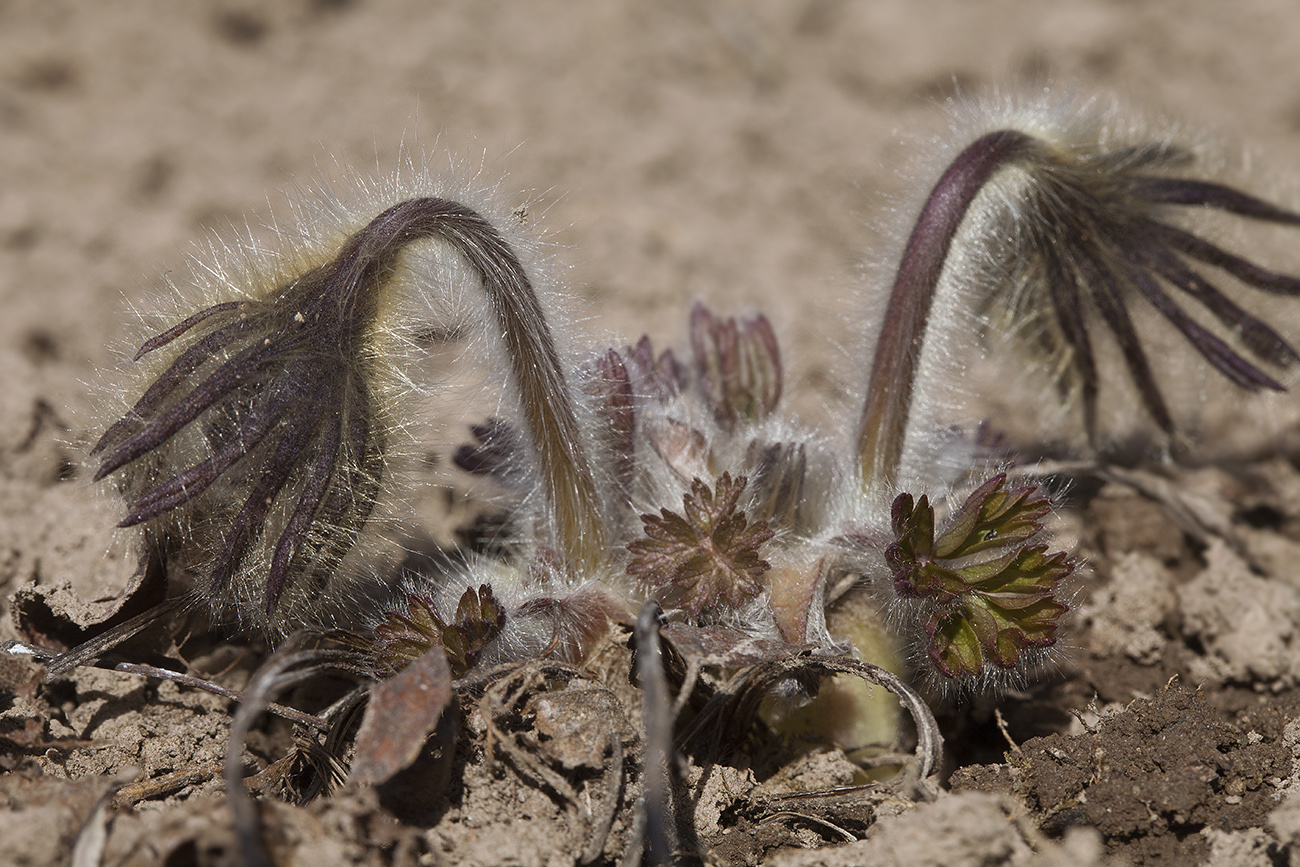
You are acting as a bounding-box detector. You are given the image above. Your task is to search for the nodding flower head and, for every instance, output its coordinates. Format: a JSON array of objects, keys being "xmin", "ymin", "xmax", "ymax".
[
  {"xmin": 94, "ymin": 174, "xmax": 609, "ymax": 636},
  {"xmin": 846, "ymin": 91, "xmax": 1300, "ymax": 691},
  {"xmin": 859, "ymin": 94, "xmax": 1300, "ymax": 504},
  {"xmin": 989, "ymin": 126, "xmax": 1300, "ymax": 435}
]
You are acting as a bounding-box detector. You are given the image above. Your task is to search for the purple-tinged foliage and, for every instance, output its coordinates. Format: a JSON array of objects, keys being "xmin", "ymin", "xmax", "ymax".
[
  {"xmin": 627, "ymin": 473, "xmax": 775, "ymax": 619},
  {"xmin": 620, "ymin": 333, "xmax": 688, "ymax": 403},
  {"xmin": 886, "ymin": 474, "xmax": 1073, "ymax": 680},
  {"xmin": 690, "ymin": 303, "xmax": 782, "ymax": 431},
  {"xmin": 371, "ymin": 584, "xmax": 507, "ymax": 678}
]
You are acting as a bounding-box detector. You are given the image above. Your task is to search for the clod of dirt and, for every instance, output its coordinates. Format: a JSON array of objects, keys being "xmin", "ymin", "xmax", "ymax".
[
  {"xmin": 1082, "ymin": 550, "xmax": 1175, "ymax": 665},
  {"xmin": 1199, "ymin": 826, "xmax": 1278, "ymax": 867},
  {"xmin": 767, "ymin": 790, "xmax": 1113, "ymax": 867},
  {"xmin": 99, "ymin": 787, "xmax": 429, "ymax": 866},
  {"xmin": 528, "ymin": 687, "xmax": 627, "ymax": 771},
  {"xmin": 951, "ymin": 686, "xmax": 1291, "ymax": 865},
  {"xmin": 1178, "ymin": 539, "xmax": 1300, "ymax": 689},
  {"xmin": 0, "ymin": 772, "xmax": 121, "ymax": 867},
  {"xmin": 1268, "ymin": 789, "xmax": 1300, "ymax": 862}
]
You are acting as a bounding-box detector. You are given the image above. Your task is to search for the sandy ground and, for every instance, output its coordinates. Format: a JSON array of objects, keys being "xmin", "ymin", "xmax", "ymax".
[{"xmin": 5, "ymin": 2, "xmax": 1300, "ymax": 865}]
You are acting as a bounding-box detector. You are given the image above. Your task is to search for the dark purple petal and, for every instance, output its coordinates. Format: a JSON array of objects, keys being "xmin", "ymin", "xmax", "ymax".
[
  {"xmin": 94, "ymin": 338, "xmax": 281, "ymax": 481},
  {"xmin": 133, "ymin": 301, "xmax": 243, "ymax": 361},
  {"xmin": 1124, "ymin": 258, "xmax": 1284, "ymax": 391},
  {"xmin": 1131, "ymin": 176, "xmax": 1300, "ymax": 226},
  {"xmin": 1142, "ymin": 242, "xmax": 1300, "ymax": 368},
  {"xmin": 1043, "ymin": 246, "xmax": 1101, "ymax": 437},
  {"xmin": 1078, "ymin": 247, "xmax": 1175, "ymax": 431},
  {"xmin": 1156, "ymin": 222, "xmax": 1300, "ymax": 296}
]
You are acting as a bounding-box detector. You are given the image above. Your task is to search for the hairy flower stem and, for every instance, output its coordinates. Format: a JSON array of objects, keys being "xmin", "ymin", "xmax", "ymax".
[
  {"xmin": 858, "ymin": 131, "xmax": 1035, "ymax": 499},
  {"xmin": 375, "ymin": 200, "xmax": 607, "ymax": 572}
]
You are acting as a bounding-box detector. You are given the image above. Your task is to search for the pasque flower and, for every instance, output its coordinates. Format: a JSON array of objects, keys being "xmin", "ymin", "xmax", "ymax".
[
  {"xmin": 860, "ymin": 100, "xmax": 1300, "ymax": 503},
  {"xmin": 94, "ymin": 190, "xmax": 606, "ymax": 635},
  {"xmin": 81, "ymin": 92, "xmax": 1300, "ymax": 701}
]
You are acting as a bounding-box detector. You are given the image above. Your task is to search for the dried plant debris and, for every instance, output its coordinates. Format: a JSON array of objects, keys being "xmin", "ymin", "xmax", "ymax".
[
  {"xmin": 350, "ymin": 645, "xmax": 452, "ymax": 787},
  {"xmin": 7, "ymin": 86, "xmax": 1300, "ymax": 864}
]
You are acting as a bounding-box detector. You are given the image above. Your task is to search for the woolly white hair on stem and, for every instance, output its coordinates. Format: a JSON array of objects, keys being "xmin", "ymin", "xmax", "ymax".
[{"xmin": 92, "ymin": 148, "xmax": 610, "ymax": 639}]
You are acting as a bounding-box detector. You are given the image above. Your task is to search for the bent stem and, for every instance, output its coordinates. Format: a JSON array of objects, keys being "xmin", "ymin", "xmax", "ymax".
[
  {"xmin": 376, "ymin": 199, "xmax": 608, "ymax": 572},
  {"xmin": 857, "ymin": 131, "xmax": 1035, "ymax": 499}
]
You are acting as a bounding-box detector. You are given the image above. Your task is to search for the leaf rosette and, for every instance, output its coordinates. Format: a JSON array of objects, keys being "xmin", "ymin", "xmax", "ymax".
[
  {"xmin": 627, "ymin": 473, "xmax": 775, "ymax": 619},
  {"xmin": 886, "ymin": 473, "xmax": 1074, "ymax": 681}
]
